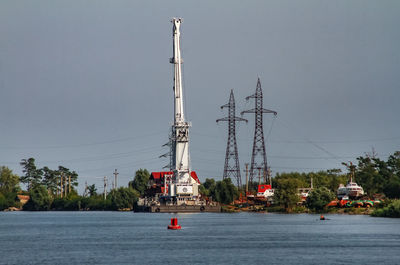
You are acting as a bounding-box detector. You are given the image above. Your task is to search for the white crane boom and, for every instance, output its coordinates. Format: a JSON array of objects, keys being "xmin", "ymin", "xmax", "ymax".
[{"xmin": 169, "ymin": 18, "xmax": 194, "ymax": 196}]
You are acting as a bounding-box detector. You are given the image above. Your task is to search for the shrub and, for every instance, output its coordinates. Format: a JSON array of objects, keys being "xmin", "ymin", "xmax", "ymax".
[
  {"xmin": 23, "ymin": 185, "xmax": 51, "ymax": 211},
  {"xmin": 110, "ymin": 187, "xmax": 139, "ymax": 210},
  {"xmin": 372, "ymin": 200, "xmax": 400, "ymax": 218},
  {"xmin": 306, "ymin": 187, "xmax": 335, "ymax": 212}
]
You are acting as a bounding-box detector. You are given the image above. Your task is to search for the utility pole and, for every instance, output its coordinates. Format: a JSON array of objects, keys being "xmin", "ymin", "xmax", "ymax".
[
  {"xmin": 244, "ymin": 163, "xmax": 249, "ymax": 193},
  {"xmin": 103, "ymin": 176, "xmax": 107, "ymax": 200},
  {"xmin": 64, "ymin": 176, "xmax": 67, "ymax": 198},
  {"xmin": 113, "ymin": 169, "xmax": 119, "ymax": 190},
  {"xmin": 350, "ymin": 162, "xmax": 355, "ymax": 183},
  {"xmin": 263, "ymin": 168, "xmax": 266, "ymax": 183},
  {"xmin": 217, "ymin": 89, "xmax": 248, "ymax": 187},
  {"xmin": 60, "ymin": 173, "xmax": 64, "ymax": 198},
  {"xmin": 84, "ymin": 181, "xmax": 88, "ymax": 197},
  {"xmin": 267, "ymin": 167, "xmax": 272, "ymax": 186},
  {"xmin": 258, "ymin": 167, "xmax": 262, "ymax": 186},
  {"xmin": 241, "ymin": 78, "xmax": 277, "ymax": 184}
]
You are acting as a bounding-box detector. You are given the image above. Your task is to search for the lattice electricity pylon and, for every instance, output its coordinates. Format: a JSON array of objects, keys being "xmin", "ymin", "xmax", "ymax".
[
  {"xmin": 241, "ymin": 78, "xmax": 277, "ymax": 184},
  {"xmin": 217, "ymin": 90, "xmax": 247, "ymax": 187},
  {"xmin": 160, "ymin": 128, "xmax": 175, "ymax": 170}
]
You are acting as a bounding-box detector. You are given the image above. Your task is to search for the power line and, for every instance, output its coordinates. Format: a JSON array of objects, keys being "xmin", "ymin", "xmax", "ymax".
[
  {"xmin": 76, "ymin": 157, "xmax": 160, "ymax": 174},
  {"xmin": 0, "ymin": 145, "xmax": 163, "ymax": 165},
  {"xmin": 192, "ymin": 130, "xmax": 400, "ymax": 144},
  {"xmin": 269, "ymin": 136, "xmax": 400, "ymax": 144},
  {"xmin": 0, "ymin": 131, "xmax": 166, "ymax": 150},
  {"xmin": 275, "ymin": 119, "xmax": 339, "ymax": 160}
]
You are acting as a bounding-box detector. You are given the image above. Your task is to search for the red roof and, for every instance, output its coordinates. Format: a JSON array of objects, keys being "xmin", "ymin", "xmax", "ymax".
[
  {"xmin": 257, "ymin": 185, "xmax": 272, "ymax": 193},
  {"xmin": 150, "ymin": 171, "xmax": 201, "ymax": 184},
  {"xmin": 190, "ymin": 171, "xmax": 201, "ymax": 184},
  {"xmin": 150, "ymin": 171, "xmax": 173, "ymax": 180}
]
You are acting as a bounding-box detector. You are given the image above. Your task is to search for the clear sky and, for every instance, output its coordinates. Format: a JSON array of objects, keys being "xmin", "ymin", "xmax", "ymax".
[{"xmin": 1, "ymin": 0, "xmax": 399, "ymax": 192}]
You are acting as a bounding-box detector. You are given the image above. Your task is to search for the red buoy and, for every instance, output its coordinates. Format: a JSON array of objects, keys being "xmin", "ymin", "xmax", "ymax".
[{"xmin": 168, "ymin": 218, "xmax": 181, "ymax": 230}]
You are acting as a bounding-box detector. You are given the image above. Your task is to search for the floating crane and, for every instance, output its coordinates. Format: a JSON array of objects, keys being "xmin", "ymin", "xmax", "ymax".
[
  {"xmin": 136, "ymin": 18, "xmax": 221, "ymax": 212},
  {"xmin": 166, "ymin": 18, "xmax": 199, "ymax": 201}
]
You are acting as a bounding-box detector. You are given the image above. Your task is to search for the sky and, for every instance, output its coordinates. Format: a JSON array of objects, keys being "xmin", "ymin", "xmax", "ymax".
[{"xmin": 1, "ymin": 0, "xmax": 399, "ymax": 193}]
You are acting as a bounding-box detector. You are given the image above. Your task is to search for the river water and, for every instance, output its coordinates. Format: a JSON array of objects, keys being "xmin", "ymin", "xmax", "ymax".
[{"xmin": 0, "ymin": 212, "xmax": 399, "ymax": 265}]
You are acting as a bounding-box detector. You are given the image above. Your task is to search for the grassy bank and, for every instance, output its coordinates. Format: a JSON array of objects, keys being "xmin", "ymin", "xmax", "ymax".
[
  {"xmin": 221, "ymin": 204, "xmax": 374, "ymax": 215},
  {"xmin": 371, "ymin": 200, "xmax": 400, "ymax": 218}
]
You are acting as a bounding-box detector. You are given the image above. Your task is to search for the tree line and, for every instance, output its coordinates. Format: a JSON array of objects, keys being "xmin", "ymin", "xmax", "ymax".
[
  {"xmin": 1, "ymin": 151, "xmax": 400, "ymax": 214},
  {"xmin": 271, "ymin": 151, "xmax": 400, "ymax": 212},
  {"xmin": 0, "ymin": 157, "xmax": 150, "ymax": 211},
  {"xmin": 198, "ymin": 151, "xmax": 400, "ymax": 213}
]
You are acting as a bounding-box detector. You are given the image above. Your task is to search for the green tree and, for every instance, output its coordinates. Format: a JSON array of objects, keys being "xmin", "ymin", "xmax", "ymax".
[
  {"xmin": 52, "ymin": 192, "xmax": 82, "ymax": 211},
  {"xmin": 82, "ymin": 195, "xmax": 112, "ymax": 210},
  {"xmin": 306, "ymin": 187, "xmax": 335, "ymax": 212},
  {"xmin": 274, "ymin": 172, "xmax": 309, "ymax": 188},
  {"xmin": 129, "ymin": 169, "xmax": 150, "ymax": 196},
  {"xmin": 387, "ymin": 151, "xmax": 400, "ymax": 175},
  {"xmin": 0, "ymin": 166, "xmax": 20, "ymax": 194},
  {"xmin": 274, "ymin": 178, "xmax": 301, "ymax": 212},
  {"xmin": 88, "ymin": 184, "xmax": 97, "ymax": 197},
  {"xmin": 372, "ymin": 200, "xmax": 400, "ymax": 218},
  {"xmin": 0, "ymin": 193, "xmax": 7, "ymax": 210},
  {"xmin": 199, "ymin": 178, "xmax": 216, "ymax": 197},
  {"xmin": 23, "ymin": 184, "xmax": 51, "ymax": 211},
  {"xmin": 353, "ymin": 156, "xmax": 385, "ymax": 195},
  {"xmin": 58, "ymin": 166, "xmax": 78, "ymax": 193},
  {"xmin": 109, "ymin": 187, "xmax": 139, "ymax": 210},
  {"xmin": 325, "ymin": 169, "xmax": 348, "ymax": 192},
  {"xmin": 20, "ymin": 158, "xmax": 43, "ymax": 190},
  {"xmin": 212, "ymin": 178, "xmax": 238, "ymax": 204},
  {"xmin": 42, "ymin": 166, "xmax": 59, "ymax": 196},
  {"xmin": 384, "ymin": 152, "xmax": 400, "ymax": 198},
  {"xmin": 383, "ymin": 176, "xmax": 400, "ymax": 199}
]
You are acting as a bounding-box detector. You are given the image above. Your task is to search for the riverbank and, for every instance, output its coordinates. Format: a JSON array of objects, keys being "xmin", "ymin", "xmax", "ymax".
[
  {"xmin": 371, "ymin": 200, "xmax": 400, "ymax": 218},
  {"xmin": 4, "ymin": 200, "xmax": 398, "ymax": 218},
  {"xmin": 221, "ymin": 204, "xmax": 375, "ymax": 215}
]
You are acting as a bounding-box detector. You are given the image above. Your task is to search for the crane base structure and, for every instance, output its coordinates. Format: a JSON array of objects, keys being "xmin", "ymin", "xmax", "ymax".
[{"xmin": 135, "ymin": 204, "xmax": 221, "ymax": 213}]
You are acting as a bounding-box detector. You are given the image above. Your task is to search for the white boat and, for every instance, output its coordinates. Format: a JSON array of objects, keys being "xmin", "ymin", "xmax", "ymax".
[
  {"xmin": 337, "ymin": 182, "xmax": 364, "ymax": 199},
  {"xmin": 337, "ymin": 184, "xmax": 348, "ymax": 199},
  {"xmin": 256, "ymin": 184, "xmax": 274, "ymax": 198},
  {"xmin": 346, "ymin": 182, "xmax": 364, "ymax": 198},
  {"xmin": 337, "ymin": 162, "xmax": 365, "ymax": 199}
]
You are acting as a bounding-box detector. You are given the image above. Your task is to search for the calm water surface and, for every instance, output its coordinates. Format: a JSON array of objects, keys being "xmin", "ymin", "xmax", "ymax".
[{"xmin": 0, "ymin": 212, "xmax": 399, "ymax": 265}]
